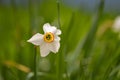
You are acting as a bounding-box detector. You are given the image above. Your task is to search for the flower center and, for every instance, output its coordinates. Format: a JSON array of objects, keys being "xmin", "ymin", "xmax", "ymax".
[{"xmin": 43, "ymin": 32, "xmax": 54, "ymax": 43}]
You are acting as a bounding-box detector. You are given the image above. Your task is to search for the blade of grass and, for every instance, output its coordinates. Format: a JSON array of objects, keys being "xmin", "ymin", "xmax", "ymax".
[
  {"xmin": 81, "ymin": 0, "xmax": 105, "ymax": 57},
  {"xmin": 34, "ymin": 46, "xmax": 37, "ymax": 80},
  {"xmin": 77, "ymin": 0, "xmax": 105, "ymax": 79},
  {"xmin": 69, "ymin": 0, "xmax": 105, "ymax": 64}
]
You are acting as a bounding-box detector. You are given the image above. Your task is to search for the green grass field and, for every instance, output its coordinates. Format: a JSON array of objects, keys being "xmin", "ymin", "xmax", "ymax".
[{"xmin": 0, "ymin": 0, "xmax": 120, "ymax": 80}]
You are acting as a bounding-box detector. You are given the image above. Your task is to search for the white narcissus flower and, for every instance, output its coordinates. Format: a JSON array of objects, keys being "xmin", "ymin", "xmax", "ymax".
[
  {"xmin": 112, "ymin": 16, "xmax": 120, "ymax": 33},
  {"xmin": 27, "ymin": 23, "xmax": 61, "ymax": 57}
]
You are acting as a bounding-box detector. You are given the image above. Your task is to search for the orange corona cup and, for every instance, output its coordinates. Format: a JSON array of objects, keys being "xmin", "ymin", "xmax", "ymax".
[{"xmin": 44, "ymin": 32, "xmax": 54, "ymax": 43}]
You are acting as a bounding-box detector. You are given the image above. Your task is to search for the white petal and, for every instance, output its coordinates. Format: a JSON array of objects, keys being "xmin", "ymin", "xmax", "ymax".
[
  {"xmin": 56, "ymin": 29, "xmax": 61, "ymax": 35},
  {"xmin": 27, "ymin": 33, "xmax": 43, "ymax": 46},
  {"xmin": 43, "ymin": 23, "xmax": 51, "ymax": 32},
  {"xmin": 54, "ymin": 36, "xmax": 61, "ymax": 41},
  {"xmin": 113, "ymin": 16, "xmax": 120, "ymax": 32},
  {"xmin": 40, "ymin": 43, "xmax": 50, "ymax": 57},
  {"xmin": 48, "ymin": 41, "xmax": 60, "ymax": 53},
  {"xmin": 43, "ymin": 23, "xmax": 57, "ymax": 33}
]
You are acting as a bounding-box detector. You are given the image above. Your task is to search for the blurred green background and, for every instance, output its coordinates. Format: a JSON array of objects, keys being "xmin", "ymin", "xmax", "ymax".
[{"xmin": 0, "ymin": 0, "xmax": 120, "ymax": 80}]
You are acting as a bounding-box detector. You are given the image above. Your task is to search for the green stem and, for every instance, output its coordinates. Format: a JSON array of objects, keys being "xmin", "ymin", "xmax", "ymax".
[
  {"xmin": 56, "ymin": 0, "xmax": 62, "ymax": 80},
  {"xmin": 28, "ymin": 0, "xmax": 38, "ymax": 80},
  {"xmin": 57, "ymin": 0, "xmax": 61, "ymax": 29},
  {"xmin": 34, "ymin": 46, "xmax": 37, "ymax": 80}
]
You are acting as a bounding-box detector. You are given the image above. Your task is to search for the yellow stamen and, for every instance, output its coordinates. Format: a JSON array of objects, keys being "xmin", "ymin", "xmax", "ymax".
[{"xmin": 43, "ymin": 32, "xmax": 54, "ymax": 43}]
